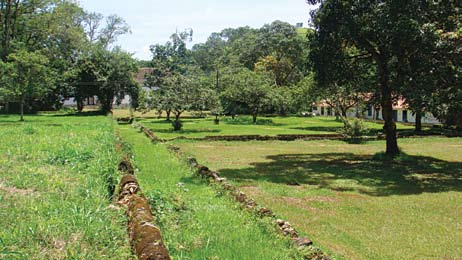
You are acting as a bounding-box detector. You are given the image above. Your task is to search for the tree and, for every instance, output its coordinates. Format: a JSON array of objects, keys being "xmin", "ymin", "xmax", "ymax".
[
  {"xmin": 145, "ymin": 30, "xmax": 194, "ymax": 120},
  {"xmin": 71, "ymin": 46, "xmax": 138, "ymax": 113},
  {"xmin": 81, "ymin": 12, "xmax": 130, "ymax": 48},
  {"xmin": 430, "ymin": 26, "xmax": 462, "ymax": 129},
  {"xmin": 98, "ymin": 15, "xmax": 130, "ymax": 48},
  {"xmin": 2, "ymin": 50, "xmax": 52, "ymax": 120},
  {"xmin": 221, "ymin": 67, "xmax": 272, "ymax": 124},
  {"xmin": 148, "ymin": 69, "xmax": 210, "ymax": 130},
  {"xmin": 307, "ymin": 0, "xmax": 458, "ymax": 157},
  {"xmin": 255, "ymin": 21, "xmax": 309, "ymax": 87},
  {"xmin": 83, "ymin": 12, "xmax": 103, "ymax": 43},
  {"xmin": 99, "ymin": 47, "xmax": 139, "ymax": 113}
]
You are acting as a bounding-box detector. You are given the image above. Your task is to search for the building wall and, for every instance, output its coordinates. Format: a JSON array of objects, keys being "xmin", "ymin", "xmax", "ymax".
[{"xmin": 315, "ymin": 105, "xmax": 441, "ymax": 124}]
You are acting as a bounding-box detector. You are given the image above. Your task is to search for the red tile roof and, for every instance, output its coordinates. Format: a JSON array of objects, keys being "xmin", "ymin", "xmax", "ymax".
[{"xmin": 134, "ymin": 67, "xmax": 154, "ymax": 84}]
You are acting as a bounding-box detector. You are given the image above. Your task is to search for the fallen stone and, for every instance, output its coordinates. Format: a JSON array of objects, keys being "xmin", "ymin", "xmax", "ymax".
[
  {"xmin": 293, "ymin": 237, "xmax": 313, "ymax": 247},
  {"xmin": 276, "ymin": 219, "xmax": 285, "ymax": 226},
  {"xmin": 187, "ymin": 157, "xmax": 198, "ymax": 167}
]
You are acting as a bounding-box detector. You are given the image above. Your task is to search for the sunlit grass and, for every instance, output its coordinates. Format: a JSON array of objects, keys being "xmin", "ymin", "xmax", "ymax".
[
  {"xmin": 0, "ymin": 114, "xmax": 133, "ymax": 259},
  {"xmin": 117, "ymin": 124, "xmax": 305, "ymax": 259},
  {"xmin": 176, "ymin": 138, "xmax": 462, "ymax": 260},
  {"xmin": 134, "ymin": 115, "xmax": 415, "ymax": 139}
]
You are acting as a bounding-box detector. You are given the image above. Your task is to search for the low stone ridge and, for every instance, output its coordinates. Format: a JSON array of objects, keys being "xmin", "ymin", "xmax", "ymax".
[
  {"xmin": 165, "ymin": 144, "xmax": 329, "ymax": 259},
  {"xmin": 117, "ymin": 117, "xmax": 134, "ymax": 124},
  {"xmin": 139, "ymin": 125, "xmax": 161, "ymax": 142},
  {"xmin": 116, "ymin": 158, "xmax": 170, "ymax": 260},
  {"xmin": 135, "ymin": 123, "xmax": 346, "ymax": 143},
  {"xmin": 135, "ymin": 122, "xmax": 457, "ymax": 144}
]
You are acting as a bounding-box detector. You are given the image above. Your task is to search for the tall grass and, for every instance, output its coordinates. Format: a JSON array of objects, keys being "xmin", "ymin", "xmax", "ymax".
[{"xmin": 0, "ymin": 115, "xmax": 133, "ymax": 259}]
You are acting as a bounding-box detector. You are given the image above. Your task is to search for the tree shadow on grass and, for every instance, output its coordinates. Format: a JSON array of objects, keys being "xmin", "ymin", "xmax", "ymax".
[
  {"xmin": 291, "ymin": 126, "xmax": 342, "ymax": 133},
  {"xmin": 150, "ymin": 128, "xmax": 221, "ymax": 135},
  {"xmin": 291, "ymin": 126, "xmax": 422, "ymax": 137},
  {"xmin": 223, "ymin": 117, "xmax": 285, "ymax": 126},
  {"xmin": 142, "ymin": 119, "xmax": 209, "ymax": 124},
  {"xmin": 218, "ymin": 153, "xmax": 462, "ymax": 196},
  {"xmin": 51, "ymin": 111, "xmax": 107, "ymax": 117}
]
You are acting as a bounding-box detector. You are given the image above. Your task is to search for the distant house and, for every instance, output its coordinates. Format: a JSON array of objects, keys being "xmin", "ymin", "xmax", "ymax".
[
  {"xmin": 312, "ymin": 96, "xmax": 441, "ymax": 124},
  {"xmin": 135, "ymin": 67, "xmax": 154, "ymax": 86},
  {"xmin": 114, "ymin": 67, "xmax": 155, "ymax": 108},
  {"xmin": 63, "ymin": 96, "xmax": 98, "ymax": 107}
]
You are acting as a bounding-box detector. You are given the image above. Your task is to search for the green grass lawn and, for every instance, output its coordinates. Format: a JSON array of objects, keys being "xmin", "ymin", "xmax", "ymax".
[
  {"xmin": 176, "ymin": 137, "xmax": 462, "ymax": 260},
  {"xmin": 0, "ymin": 114, "xmax": 133, "ymax": 259},
  {"xmin": 137, "ymin": 116, "xmax": 415, "ymax": 139},
  {"xmin": 117, "ymin": 124, "xmax": 305, "ymax": 259}
]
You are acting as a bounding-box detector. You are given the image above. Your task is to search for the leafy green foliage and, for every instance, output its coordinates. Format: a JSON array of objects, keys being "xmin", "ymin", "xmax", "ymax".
[
  {"xmin": 221, "ymin": 67, "xmax": 272, "ymax": 123},
  {"xmin": 308, "ymin": 0, "xmax": 462, "ymax": 156},
  {"xmin": 1, "ymin": 50, "xmax": 53, "ymax": 120},
  {"xmin": 70, "ymin": 46, "xmax": 139, "ymax": 113},
  {"xmin": 338, "ymin": 118, "xmax": 368, "ymax": 138}
]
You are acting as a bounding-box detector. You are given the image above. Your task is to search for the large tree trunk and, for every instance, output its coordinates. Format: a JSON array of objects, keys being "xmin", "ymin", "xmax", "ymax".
[
  {"xmin": 415, "ymin": 110, "xmax": 422, "ymax": 132},
  {"xmin": 252, "ymin": 113, "xmax": 257, "ymax": 124},
  {"xmin": 378, "ymin": 59, "xmax": 399, "ymax": 157}
]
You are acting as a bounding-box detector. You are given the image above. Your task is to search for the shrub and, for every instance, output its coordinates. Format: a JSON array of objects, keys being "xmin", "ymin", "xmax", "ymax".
[
  {"xmin": 339, "ymin": 118, "xmax": 368, "ymax": 138},
  {"xmin": 223, "ymin": 116, "xmax": 275, "ymax": 125},
  {"xmin": 172, "ymin": 120, "xmax": 183, "ymax": 131}
]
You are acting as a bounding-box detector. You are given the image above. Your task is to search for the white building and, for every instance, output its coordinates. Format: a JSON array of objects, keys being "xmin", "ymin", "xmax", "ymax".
[{"xmin": 313, "ymin": 97, "xmax": 441, "ymax": 124}]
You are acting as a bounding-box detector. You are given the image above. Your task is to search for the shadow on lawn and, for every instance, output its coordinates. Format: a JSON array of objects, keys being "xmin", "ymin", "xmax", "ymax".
[
  {"xmin": 51, "ymin": 111, "xmax": 106, "ymax": 117},
  {"xmin": 292, "ymin": 126, "xmax": 420, "ymax": 137},
  {"xmin": 218, "ymin": 153, "xmax": 462, "ymax": 196},
  {"xmin": 151, "ymin": 128, "xmax": 221, "ymax": 135},
  {"xmin": 142, "ymin": 119, "xmax": 208, "ymax": 124},
  {"xmin": 223, "ymin": 117, "xmax": 285, "ymax": 126},
  {"xmin": 291, "ymin": 126, "xmax": 343, "ymax": 133}
]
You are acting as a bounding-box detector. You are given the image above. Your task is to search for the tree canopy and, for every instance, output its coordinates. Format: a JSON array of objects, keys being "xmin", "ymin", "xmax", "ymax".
[
  {"xmin": 307, "ymin": 0, "xmax": 462, "ymax": 156},
  {"xmin": 0, "ymin": 0, "xmax": 138, "ymax": 118}
]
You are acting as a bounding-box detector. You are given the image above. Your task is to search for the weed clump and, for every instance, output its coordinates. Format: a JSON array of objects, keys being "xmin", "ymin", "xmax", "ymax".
[
  {"xmin": 338, "ymin": 118, "xmax": 368, "ymax": 138},
  {"xmin": 223, "ymin": 116, "xmax": 275, "ymax": 125}
]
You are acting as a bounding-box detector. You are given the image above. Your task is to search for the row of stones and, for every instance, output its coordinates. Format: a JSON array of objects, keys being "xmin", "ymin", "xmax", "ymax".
[
  {"xmin": 136, "ymin": 123, "xmax": 330, "ymax": 260},
  {"xmin": 131, "ymin": 120, "xmax": 458, "ymax": 142},
  {"xmin": 115, "ymin": 149, "xmax": 170, "ymax": 259}
]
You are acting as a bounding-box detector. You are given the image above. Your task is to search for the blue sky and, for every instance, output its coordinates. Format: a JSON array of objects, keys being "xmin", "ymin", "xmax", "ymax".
[{"xmin": 78, "ymin": 0, "xmax": 316, "ymax": 60}]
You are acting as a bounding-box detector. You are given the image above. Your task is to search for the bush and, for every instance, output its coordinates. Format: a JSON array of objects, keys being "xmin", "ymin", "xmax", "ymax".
[
  {"xmin": 223, "ymin": 116, "xmax": 275, "ymax": 125},
  {"xmin": 339, "ymin": 118, "xmax": 368, "ymax": 138},
  {"xmin": 172, "ymin": 120, "xmax": 183, "ymax": 131}
]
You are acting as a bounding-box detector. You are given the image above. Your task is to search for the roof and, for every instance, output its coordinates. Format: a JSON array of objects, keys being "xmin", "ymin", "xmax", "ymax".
[
  {"xmin": 314, "ymin": 93, "xmax": 409, "ymax": 110},
  {"xmin": 134, "ymin": 67, "xmax": 154, "ymax": 84}
]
